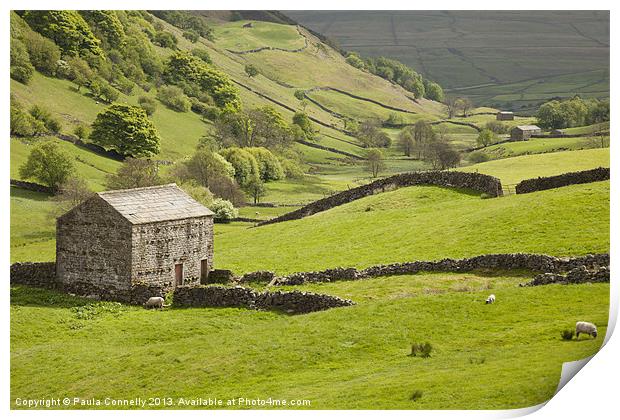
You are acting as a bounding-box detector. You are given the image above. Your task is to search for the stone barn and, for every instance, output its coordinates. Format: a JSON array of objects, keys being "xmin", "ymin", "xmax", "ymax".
[
  {"xmin": 511, "ymin": 125, "xmax": 542, "ymax": 141},
  {"xmin": 56, "ymin": 184, "xmax": 214, "ymax": 298},
  {"xmin": 496, "ymin": 111, "xmax": 514, "ymax": 121}
]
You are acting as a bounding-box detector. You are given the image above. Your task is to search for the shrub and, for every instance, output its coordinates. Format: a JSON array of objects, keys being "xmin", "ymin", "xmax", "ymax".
[
  {"xmin": 106, "ymin": 158, "xmax": 162, "ymax": 190},
  {"xmin": 156, "ymin": 85, "xmax": 191, "ymax": 112},
  {"xmin": 191, "ymin": 48, "xmax": 212, "ymax": 64},
  {"xmin": 292, "ymin": 112, "xmax": 315, "ymax": 140},
  {"xmin": 410, "ymin": 390, "xmax": 423, "ymax": 402},
  {"xmin": 182, "ymin": 30, "xmax": 199, "ymax": 43},
  {"xmin": 467, "ymin": 151, "xmax": 490, "ymax": 164},
  {"xmin": 409, "ymin": 342, "xmax": 433, "ymax": 358},
  {"xmin": 29, "ymin": 105, "xmax": 62, "ymax": 133},
  {"xmin": 246, "ymin": 147, "xmax": 284, "ymax": 181},
  {"xmin": 73, "ymin": 124, "xmax": 90, "ymax": 140},
  {"xmin": 153, "ymin": 31, "xmax": 178, "ymax": 49},
  {"xmin": 19, "ymin": 141, "xmax": 75, "ymax": 189},
  {"xmin": 210, "ymin": 198, "xmax": 238, "ymax": 221},
  {"xmin": 138, "ymin": 96, "xmax": 158, "ymax": 116},
  {"xmin": 178, "ymin": 180, "xmax": 214, "ymax": 208},
  {"xmin": 279, "ymin": 158, "xmax": 304, "ymax": 179},
  {"xmin": 10, "ymin": 38, "xmax": 34, "ymax": 84},
  {"xmin": 245, "ymin": 64, "xmax": 259, "ymax": 77},
  {"xmin": 10, "ymin": 100, "xmax": 45, "ymax": 136},
  {"xmin": 561, "ymin": 329, "xmax": 575, "ymax": 341},
  {"xmin": 485, "ymin": 120, "xmax": 509, "ymax": 134},
  {"xmin": 22, "ymin": 30, "xmax": 61, "ymax": 75}
]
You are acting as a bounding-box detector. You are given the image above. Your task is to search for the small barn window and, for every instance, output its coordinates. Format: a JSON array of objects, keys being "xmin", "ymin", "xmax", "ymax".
[{"xmin": 175, "ymin": 263, "xmax": 184, "ymax": 286}]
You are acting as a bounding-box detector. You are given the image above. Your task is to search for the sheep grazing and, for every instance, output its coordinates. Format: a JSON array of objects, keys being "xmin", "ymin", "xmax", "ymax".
[
  {"xmin": 485, "ymin": 294, "xmax": 496, "ymax": 304},
  {"xmin": 144, "ymin": 296, "xmax": 166, "ymax": 310},
  {"xmin": 576, "ymin": 321, "xmax": 598, "ymax": 338}
]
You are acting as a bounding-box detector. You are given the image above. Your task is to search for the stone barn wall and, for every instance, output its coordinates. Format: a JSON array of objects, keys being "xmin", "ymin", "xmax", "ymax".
[
  {"xmin": 131, "ymin": 216, "xmax": 214, "ymax": 287},
  {"xmin": 515, "ymin": 167, "xmax": 610, "ymax": 194},
  {"xmin": 56, "ymin": 196, "xmax": 133, "ymax": 292},
  {"xmin": 258, "ymin": 171, "xmax": 503, "ymax": 226}
]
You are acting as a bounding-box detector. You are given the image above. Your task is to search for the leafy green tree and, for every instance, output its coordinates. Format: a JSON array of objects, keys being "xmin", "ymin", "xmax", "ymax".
[
  {"xmin": 29, "ymin": 104, "xmax": 62, "ymax": 133},
  {"xmin": 294, "ymin": 90, "xmax": 306, "ymax": 101},
  {"xmin": 22, "ymin": 30, "xmax": 61, "ymax": 75},
  {"xmin": 477, "ymin": 129, "xmax": 497, "ymax": 147},
  {"xmin": 73, "ymin": 124, "xmax": 90, "ymax": 140},
  {"xmin": 172, "ymin": 148, "xmax": 236, "ymax": 188},
  {"xmin": 10, "ymin": 100, "xmax": 45, "ymax": 136},
  {"xmin": 22, "ymin": 11, "xmax": 103, "ymax": 57},
  {"xmin": 19, "ymin": 141, "xmax": 75, "ymax": 189},
  {"xmin": 183, "ymin": 30, "xmax": 200, "ymax": 43},
  {"xmin": 164, "ymin": 51, "xmax": 240, "ymax": 110},
  {"xmin": 210, "ymin": 198, "xmax": 238, "ymax": 220},
  {"xmin": 191, "ymin": 48, "xmax": 212, "ymax": 63},
  {"xmin": 215, "ymin": 106, "xmax": 293, "ymax": 150},
  {"xmin": 356, "ymin": 119, "xmax": 391, "ymax": 148},
  {"xmin": 398, "ymin": 129, "xmax": 415, "ymax": 157},
  {"xmin": 80, "ymin": 11, "xmax": 126, "ymax": 48},
  {"xmin": 424, "ymin": 80, "xmax": 444, "ymax": 102},
  {"xmin": 153, "ymin": 31, "xmax": 178, "ymax": 49},
  {"xmin": 292, "ymin": 112, "xmax": 315, "ymax": 140},
  {"xmin": 62, "ymin": 56, "xmax": 94, "ymax": 92},
  {"xmin": 345, "ymin": 52, "xmax": 365, "ymax": 69},
  {"xmin": 90, "ymin": 103, "xmax": 160, "ymax": 157},
  {"xmin": 10, "ymin": 38, "xmax": 34, "ymax": 84},
  {"xmin": 220, "ymin": 147, "xmax": 261, "ymax": 187},
  {"xmin": 365, "ymin": 148, "xmax": 386, "ymax": 178},
  {"xmin": 243, "ymin": 175, "xmax": 267, "ymax": 204},
  {"xmin": 247, "ymin": 147, "xmax": 284, "ymax": 181},
  {"xmin": 412, "ymin": 120, "xmax": 435, "ymax": 159},
  {"xmin": 99, "ymin": 82, "xmax": 120, "ymax": 103},
  {"xmin": 245, "ymin": 64, "xmax": 259, "ymax": 77}
]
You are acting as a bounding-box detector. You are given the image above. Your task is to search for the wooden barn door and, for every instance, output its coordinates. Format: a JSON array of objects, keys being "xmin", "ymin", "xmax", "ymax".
[
  {"xmin": 200, "ymin": 259, "xmax": 209, "ymax": 283},
  {"xmin": 175, "ymin": 263, "xmax": 183, "ymax": 286}
]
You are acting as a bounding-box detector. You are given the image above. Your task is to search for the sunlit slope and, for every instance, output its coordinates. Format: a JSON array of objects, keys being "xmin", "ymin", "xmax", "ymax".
[{"xmin": 215, "ymin": 182, "xmax": 609, "ymax": 274}]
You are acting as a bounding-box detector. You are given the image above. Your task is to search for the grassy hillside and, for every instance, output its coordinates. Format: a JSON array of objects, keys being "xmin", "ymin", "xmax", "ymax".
[
  {"xmin": 287, "ymin": 11, "xmax": 609, "ymax": 112},
  {"xmin": 464, "ymin": 148, "xmax": 609, "ymax": 185},
  {"xmin": 474, "ymin": 138, "xmax": 607, "ymax": 161},
  {"xmin": 214, "ymin": 182, "xmax": 609, "ymax": 274},
  {"xmin": 11, "ymin": 276, "xmax": 608, "ymax": 409}
]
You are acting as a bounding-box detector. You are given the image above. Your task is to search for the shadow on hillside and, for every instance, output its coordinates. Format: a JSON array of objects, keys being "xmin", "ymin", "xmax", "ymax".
[{"xmin": 10, "ymin": 186, "xmax": 52, "ymax": 201}]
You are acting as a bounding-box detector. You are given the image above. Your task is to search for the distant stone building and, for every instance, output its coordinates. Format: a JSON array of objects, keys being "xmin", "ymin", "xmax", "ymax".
[
  {"xmin": 496, "ymin": 111, "xmax": 514, "ymax": 121},
  {"xmin": 511, "ymin": 125, "xmax": 542, "ymax": 141},
  {"xmin": 56, "ymin": 184, "xmax": 214, "ymax": 297}
]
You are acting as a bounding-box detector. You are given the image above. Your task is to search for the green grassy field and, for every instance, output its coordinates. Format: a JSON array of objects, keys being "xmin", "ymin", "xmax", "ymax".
[
  {"xmin": 213, "ymin": 20, "xmax": 306, "ymax": 51},
  {"xmin": 463, "ymin": 148, "xmax": 610, "ymax": 185},
  {"xmin": 10, "ymin": 274, "xmax": 608, "ymax": 409},
  {"xmin": 214, "ymin": 182, "xmax": 609, "ymax": 274},
  {"xmin": 473, "ymin": 138, "xmax": 607, "ymax": 161}
]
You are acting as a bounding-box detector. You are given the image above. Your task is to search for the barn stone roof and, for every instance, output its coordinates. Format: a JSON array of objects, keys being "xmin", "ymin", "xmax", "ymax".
[
  {"xmin": 514, "ymin": 125, "xmax": 541, "ymax": 131},
  {"xmin": 97, "ymin": 184, "xmax": 214, "ymax": 224}
]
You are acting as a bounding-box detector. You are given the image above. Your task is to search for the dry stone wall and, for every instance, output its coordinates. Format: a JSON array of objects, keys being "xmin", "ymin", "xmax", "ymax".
[
  {"xmin": 522, "ymin": 266, "xmax": 610, "ymax": 287},
  {"xmin": 173, "ymin": 285, "xmax": 354, "ymax": 314},
  {"xmin": 259, "ymin": 171, "xmax": 503, "ymax": 226},
  {"xmin": 10, "ymin": 262, "xmax": 57, "ymax": 288},
  {"xmin": 272, "ymin": 253, "xmax": 610, "ymax": 285},
  {"xmin": 515, "ymin": 167, "xmax": 609, "ymax": 194}
]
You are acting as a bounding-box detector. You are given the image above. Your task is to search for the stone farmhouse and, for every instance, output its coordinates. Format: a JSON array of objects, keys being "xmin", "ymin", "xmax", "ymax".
[
  {"xmin": 496, "ymin": 111, "xmax": 514, "ymax": 121},
  {"xmin": 56, "ymin": 184, "xmax": 214, "ymax": 296},
  {"xmin": 511, "ymin": 125, "xmax": 542, "ymax": 141}
]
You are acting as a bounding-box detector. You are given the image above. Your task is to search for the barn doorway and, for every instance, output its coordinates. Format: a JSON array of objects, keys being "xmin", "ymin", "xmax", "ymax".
[
  {"xmin": 175, "ymin": 263, "xmax": 184, "ymax": 286},
  {"xmin": 200, "ymin": 259, "xmax": 209, "ymax": 283}
]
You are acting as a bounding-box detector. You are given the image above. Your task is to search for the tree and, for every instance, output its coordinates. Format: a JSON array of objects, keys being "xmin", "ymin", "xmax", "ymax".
[
  {"xmin": 244, "ymin": 64, "xmax": 259, "ymax": 77},
  {"xmin": 10, "ymin": 38, "xmax": 34, "ymax": 84},
  {"xmin": 183, "ymin": 30, "xmax": 200, "ymax": 43},
  {"xmin": 294, "ymin": 89, "xmax": 306, "ymax": 101},
  {"xmin": 219, "ymin": 147, "xmax": 261, "ymax": 187},
  {"xmin": 22, "ymin": 30, "xmax": 61, "ymax": 75},
  {"xmin": 90, "ymin": 104, "xmax": 161, "ymax": 157},
  {"xmin": 398, "ymin": 129, "xmax": 415, "ymax": 157},
  {"xmin": 424, "ymin": 81, "xmax": 444, "ymax": 102},
  {"xmin": 156, "ymin": 85, "xmax": 191, "ymax": 112},
  {"xmin": 243, "ymin": 175, "xmax": 267, "ymax": 204},
  {"xmin": 456, "ymin": 97, "xmax": 473, "ymax": 117},
  {"xmin": 365, "ymin": 148, "xmax": 386, "ymax": 178},
  {"xmin": 172, "ymin": 148, "xmax": 235, "ymax": 188},
  {"xmin": 292, "ymin": 112, "xmax": 315, "ymax": 140},
  {"xmin": 153, "ymin": 31, "xmax": 178, "ymax": 49},
  {"xmin": 445, "ymin": 97, "xmax": 459, "ymax": 119},
  {"xmin": 215, "ymin": 106, "xmax": 293, "ymax": 150},
  {"xmin": 345, "ymin": 53, "xmax": 365, "ymax": 69},
  {"xmin": 210, "ymin": 198, "xmax": 238, "ymax": 220},
  {"xmin": 80, "ymin": 11, "xmax": 125, "ymax": 49},
  {"xmin": 23, "ymin": 11, "xmax": 103, "ymax": 57},
  {"xmin": 62, "ymin": 56, "xmax": 94, "ymax": 92},
  {"xmin": 19, "ymin": 141, "xmax": 74, "ymax": 189},
  {"xmin": 477, "ymin": 129, "xmax": 497, "ymax": 147},
  {"xmin": 10, "ymin": 101, "xmax": 45, "ymax": 136},
  {"xmin": 106, "ymin": 158, "xmax": 163, "ymax": 190},
  {"xmin": 247, "ymin": 147, "xmax": 284, "ymax": 181},
  {"xmin": 412, "ymin": 120, "xmax": 435, "ymax": 159},
  {"xmin": 356, "ymin": 119, "xmax": 391, "ymax": 148},
  {"xmin": 29, "ymin": 104, "xmax": 62, "ymax": 133},
  {"xmin": 51, "ymin": 177, "xmax": 93, "ymax": 214}
]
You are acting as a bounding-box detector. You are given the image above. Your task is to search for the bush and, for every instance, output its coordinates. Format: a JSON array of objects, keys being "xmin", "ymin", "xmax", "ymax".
[
  {"xmin": 210, "ymin": 198, "xmax": 238, "ymax": 221},
  {"xmin": 19, "ymin": 140, "xmax": 75, "ymax": 189},
  {"xmin": 153, "ymin": 31, "xmax": 178, "ymax": 49},
  {"xmin": 467, "ymin": 151, "xmax": 490, "ymax": 164},
  {"xmin": 191, "ymin": 48, "xmax": 212, "ymax": 64},
  {"xmin": 29, "ymin": 105, "xmax": 62, "ymax": 133},
  {"xmin": 156, "ymin": 85, "xmax": 191, "ymax": 112},
  {"xmin": 182, "ymin": 30, "xmax": 199, "ymax": 43},
  {"xmin": 247, "ymin": 147, "xmax": 284, "ymax": 181},
  {"xmin": 561, "ymin": 329, "xmax": 575, "ymax": 341},
  {"xmin": 279, "ymin": 158, "xmax": 304, "ymax": 179},
  {"xmin": 10, "ymin": 100, "xmax": 45, "ymax": 136},
  {"xmin": 10, "ymin": 38, "xmax": 34, "ymax": 84},
  {"xmin": 189, "ymin": 98, "xmax": 219, "ymax": 121},
  {"xmin": 73, "ymin": 124, "xmax": 90, "ymax": 140},
  {"xmin": 244, "ymin": 64, "xmax": 259, "ymax": 77},
  {"xmin": 22, "ymin": 30, "xmax": 61, "ymax": 75},
  {"xmin": 138, "ymin": 96, "xmax": 158, "ymax": 116},
  {"xmin": 409, "ymin": 342, "xmax": 433, "ymax": 358},
  {"xmin": 485, "ymin": 120, "xmax": 509, "ymax": 134}
]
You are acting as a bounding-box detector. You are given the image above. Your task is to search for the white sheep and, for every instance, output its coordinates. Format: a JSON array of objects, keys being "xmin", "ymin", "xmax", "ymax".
[
  {"xmin": 485, "ymin": 294, "xmax": 496, "ymax": 304},
  {"xmin": 144, "ymin": 296, "xmax": 166, "ymax": 309},
  {"xmin": 576, "ymin": 321, "xmax": 598, "ymax": 338}
]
